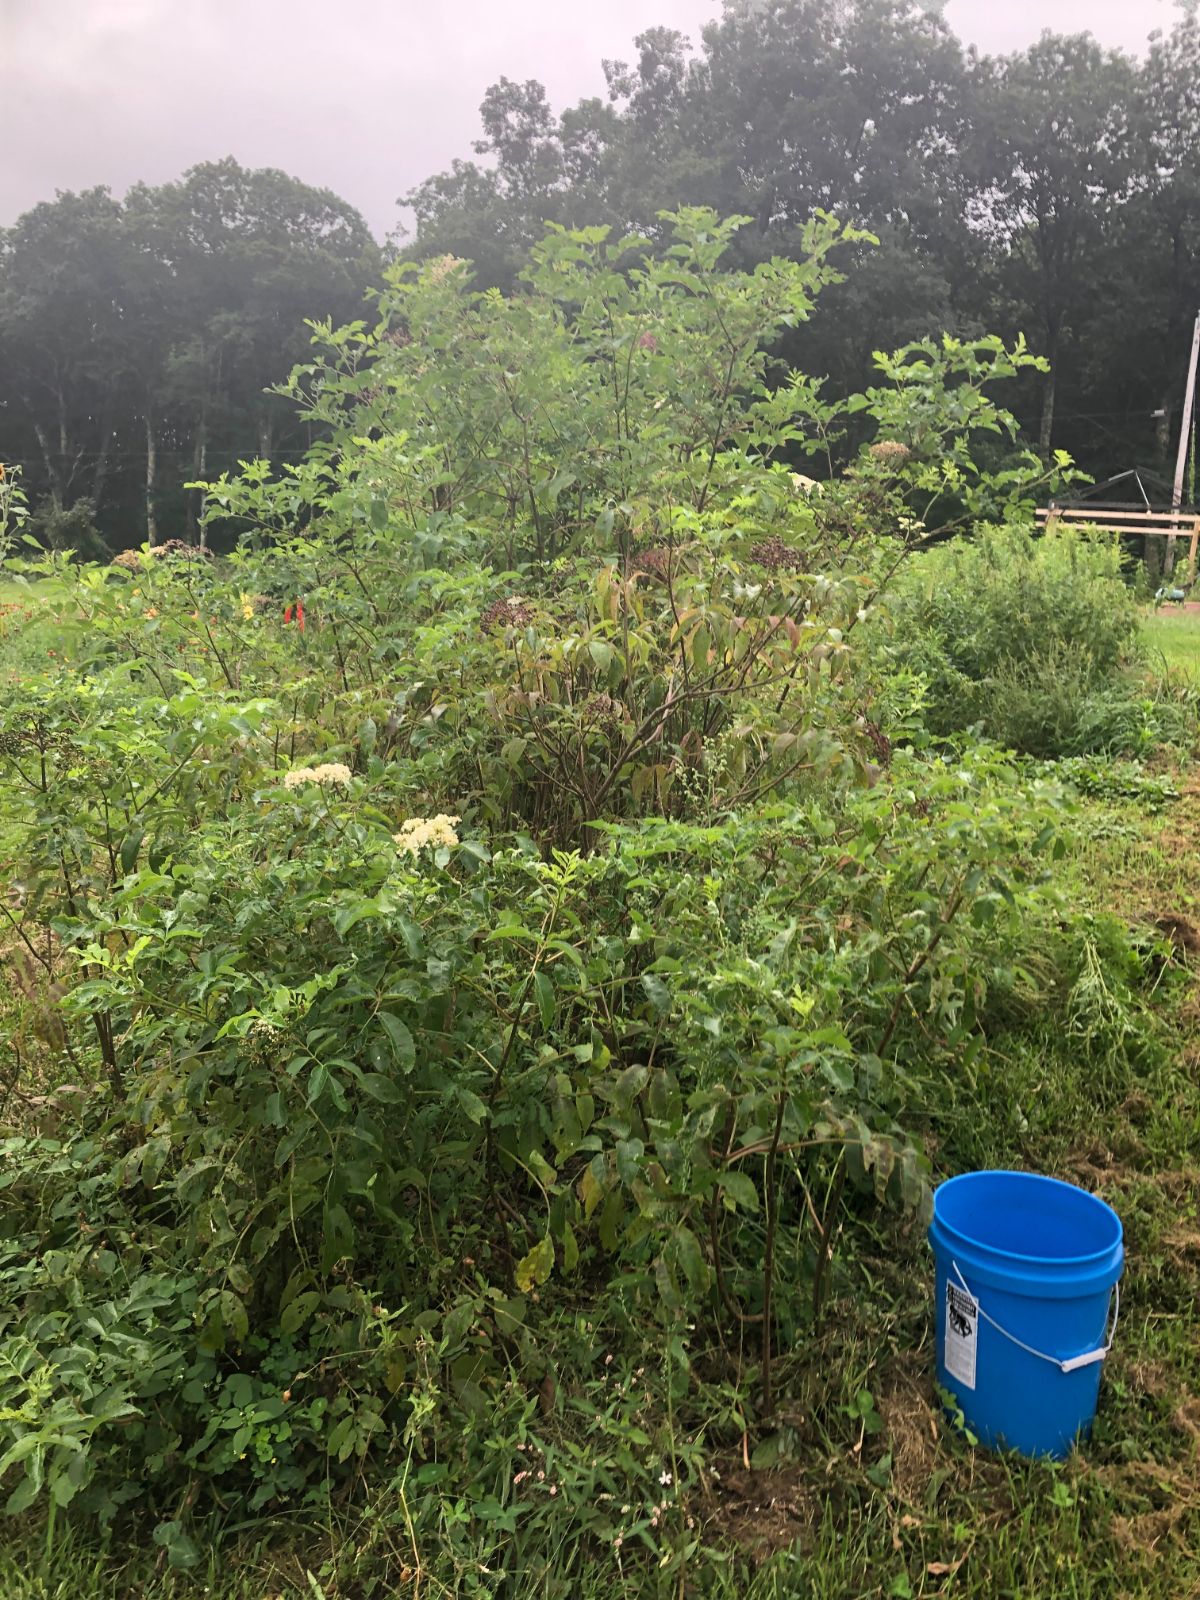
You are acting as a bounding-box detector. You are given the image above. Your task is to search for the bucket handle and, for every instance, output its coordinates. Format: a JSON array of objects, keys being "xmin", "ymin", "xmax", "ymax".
[{"xmin": 951, "ymin": 1260, "xmax": 1119, "ymax": 1375}]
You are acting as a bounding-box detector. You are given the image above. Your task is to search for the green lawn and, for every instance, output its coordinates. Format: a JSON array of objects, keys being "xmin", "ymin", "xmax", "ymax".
[{"xmin": 1143, "ymin": 607, "xmax": 1200, "ymax": 677}]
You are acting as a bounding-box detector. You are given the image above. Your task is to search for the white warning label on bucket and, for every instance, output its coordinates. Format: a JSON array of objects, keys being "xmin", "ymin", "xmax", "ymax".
[{"xmin": 945, "ymin": 1281, "xmax": 979, "ymax": 1390}]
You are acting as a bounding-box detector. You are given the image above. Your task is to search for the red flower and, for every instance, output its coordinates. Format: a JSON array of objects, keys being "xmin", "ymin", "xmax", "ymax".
[{"xmin": 284, "ymin": 601, "xmax": 306, "ymax": 632}]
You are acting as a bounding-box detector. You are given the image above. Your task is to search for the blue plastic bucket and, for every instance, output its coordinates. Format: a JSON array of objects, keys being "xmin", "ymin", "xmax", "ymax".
[{"xmin": 928, "ymin": 1171, "xmax": 1123, "ymax": 1458}]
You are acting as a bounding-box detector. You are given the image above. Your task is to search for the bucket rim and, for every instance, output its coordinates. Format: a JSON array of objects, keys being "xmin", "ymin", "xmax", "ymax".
[{"xmin": 931, "ymin": 1169, "xmax": 1123, "ymax": 1269}]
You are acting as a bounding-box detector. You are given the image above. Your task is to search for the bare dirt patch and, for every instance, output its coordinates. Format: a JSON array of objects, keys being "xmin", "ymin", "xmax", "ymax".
[
  {"xmin": 1153, "ymin": 913, "xmax": 1200, "ymax": 955},
  {"xmin": 878, "ymin": 1356, "xmax": 940, "ymax": 1504},
  {"xmin": 704, "ymin": 1459, "xmax": 820, "ymax": 1564}
]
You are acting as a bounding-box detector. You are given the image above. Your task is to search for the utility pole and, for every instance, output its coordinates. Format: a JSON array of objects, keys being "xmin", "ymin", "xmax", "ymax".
[{"xmin": 1168, "ymin": 310, "xmax": 1200, "ymax": 576}]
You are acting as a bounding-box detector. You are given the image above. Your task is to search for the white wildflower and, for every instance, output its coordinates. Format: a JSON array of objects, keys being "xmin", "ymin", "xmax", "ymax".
[
  {"xmin": 392, "ymin": 814, "xmax": 461, "ymax": 855},
  {"xmin": 659, "ymin": 1470, "xmax": 673, "ymax": 1486},
  {"xmin": 427, "ymin": 254, "xmax": 466, "ymax": 285},
  {"xmin": 283, "ymin": 762, "xmax": 352, "ymax": 790}
]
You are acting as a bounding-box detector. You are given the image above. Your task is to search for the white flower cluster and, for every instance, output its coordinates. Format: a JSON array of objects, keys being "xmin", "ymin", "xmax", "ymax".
[
  {"xmin": 427, "ymin": 254, "xmax": 465, "ymax": 285},
  {"xmin": 393, "ymin": 814, "xmax": 461, "ymax": 856},
  {"xmin": 283, "ymin": 762, "xmax": 352, "ymax": 790}
]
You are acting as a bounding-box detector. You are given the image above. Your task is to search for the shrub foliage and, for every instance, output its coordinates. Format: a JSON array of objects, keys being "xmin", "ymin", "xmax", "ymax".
[{"xmin": 0, "ymin": 214, "xmax": 1163, "ymax": 1577}]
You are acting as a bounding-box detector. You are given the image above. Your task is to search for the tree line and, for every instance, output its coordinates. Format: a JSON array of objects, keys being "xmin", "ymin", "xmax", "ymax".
[
  {"xmin": 5, "ymin": 0, "xmax": 1200, "ymax": 550},
  {"xmin": 0, "ymin": 160, "xmax": 378, "ymax": 552}
]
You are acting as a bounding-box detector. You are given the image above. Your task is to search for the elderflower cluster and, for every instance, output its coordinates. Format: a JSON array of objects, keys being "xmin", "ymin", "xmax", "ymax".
[
  {"xmin": 283, "ymin": 762, "xmax": 352, "ymax": 790},
  {"xmin": 426, "ymin": 254, "xmax": 465, "ymax": 285},
  {"xmin": 243, "ymin": 1018, "xmax": 284, "ymax": 1067},
  {"xmin": 392, "ymin": 814, "xmax": 460, "ymax": 856}
]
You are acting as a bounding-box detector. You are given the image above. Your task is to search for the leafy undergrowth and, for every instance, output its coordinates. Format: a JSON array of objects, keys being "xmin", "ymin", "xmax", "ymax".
[{"xmin": 1, "ymin": 768, "xmax": 1195, "ymax": 1598}]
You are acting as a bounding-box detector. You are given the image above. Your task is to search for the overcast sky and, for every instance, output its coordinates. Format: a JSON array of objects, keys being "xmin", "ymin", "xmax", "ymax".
[{"xmin": 0, "ymin": 0, "xmax": 1177, "ymax": 240}]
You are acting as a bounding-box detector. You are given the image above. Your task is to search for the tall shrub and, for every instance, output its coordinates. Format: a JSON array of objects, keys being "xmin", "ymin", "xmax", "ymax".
[{"xmin": 877, "ymin": 522, "xmax": 1140, "ymax": 752}]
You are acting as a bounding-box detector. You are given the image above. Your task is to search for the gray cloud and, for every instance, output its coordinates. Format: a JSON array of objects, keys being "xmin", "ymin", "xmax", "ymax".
[{"xmin": 0, "ymin": 0, "xmax": 1173, "ymax": 239}]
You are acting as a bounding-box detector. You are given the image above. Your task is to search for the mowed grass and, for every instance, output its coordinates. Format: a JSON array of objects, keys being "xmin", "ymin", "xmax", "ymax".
[{"xmin": 1143, "ymin": 607, "xmax": 1200, "ymax": 677}]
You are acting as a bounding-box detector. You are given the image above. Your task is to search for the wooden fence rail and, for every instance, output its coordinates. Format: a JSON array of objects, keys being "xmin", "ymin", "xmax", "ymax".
[{"xmin": 1035, "ymin": 506, "xmax": 1199, "ymax": 584}]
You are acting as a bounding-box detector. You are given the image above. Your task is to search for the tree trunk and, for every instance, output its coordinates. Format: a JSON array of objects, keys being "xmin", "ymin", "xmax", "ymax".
[
  {"xmin": 189, "ymin": 411, "xmax": 208, "ymax": 543},
  {"xmin": 1146, "ymin": 532, "xmax": 1164, "ymax": 586},
  {"xmin": 1156, "ymin": 397, "xmax": 1172, "ymax": 464},
  {"xmin": 92, "ymin": 427, "xmax": 112, "ymax": 508},
  {"xmin": 1038, "ymin": 348, "xmax": 1057, "ymax": 463},
  {"xmin": 31, "ymin": 421, "xmax": 64, "ymax": 509},
  {"xmin": 57, "ymin": 394, "xmax": 68, "ymax": 492},
  {"xmin": 145, "ymin": 414, "xmax": 158, "ymax": 546},
  {"xmin": 1150, "ymin": 392, "xmax": 1173, "ymax": 583}
]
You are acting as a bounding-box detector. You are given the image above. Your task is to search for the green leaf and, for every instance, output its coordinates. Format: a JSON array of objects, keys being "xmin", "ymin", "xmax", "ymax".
[
  {"xmin": 119, "ymin": 827, "xmax": 144, "ymax": 874},
  {"xmin": 718, "ymin": 1170, "xmax": 760, "ymax": 1211},
  {"xmin": 153, "ymin": 1521, "xmax": 201, "ymax": 1571},
  {"xmin": 457, "ymin": 1087, "xmax": 488, "ymax": 1124},
  {"xmin": 280, "ymin": 1290, "xmax": 321, "ymax": 1335},
  {"xmin": 321, "ymin": 1202, "xmax": 354, "ymax": 1273},
  {"xmin": 648, "ymin": 1068, "xmax": 681, "ymax": 1123},
  {"xmin": 219, "ymin": 1289, "xmax": 249, "ymax": 1344},
  {"xmin": 533, "ymin": 970, "xmax": 555, "ymax": 1031},
  {"xmin": 654, "ymin": 1251, "xmax": 681, "ymax": 1311},
  {"xmin": 641, "ymin": 974, "xmax": 670, "ymax": 1013},
  {"xmin": 5, "ymin": 1472, "xmax": 40, "ymax": 1516},
  {"xmin": 360, "ymin": 1072, "xmax": 404, "ymax": 1104},
  {"xmin": 615, "ymin": 1138, "xmax": 644, "ymax": 1184},
  {"xmin": 514, "ymin": 1234, "xmax": 555, "ymax": 1293},
  {"xmin": 613, "ymin": 1063, "xmax": 649, "ymax": 1108},
  {"xmin": 579, "ymin": 1164, "xmax": 605, "ymax": 1219},
  {"xmin": 561, "ymin": 1220, "xmax": 579, "ymax": 1272},
  {"xmin": 750, "ymin": 1432, "xmax": 785, "ymax": 1470},
  {"xmin": 598, "ymin": 1188, "xmax": 625, "ymax": 1251},
  {"xmin": 378, "ymin": 1013, "xmax": 416, "ymax": 1073},
  {"xmin": 673, "ymin": 1224, "xmax": 707, "ymax": 1292},
  {"xmin": 333, "ymin": 897, "xmax": 382, "ymax": 935}
]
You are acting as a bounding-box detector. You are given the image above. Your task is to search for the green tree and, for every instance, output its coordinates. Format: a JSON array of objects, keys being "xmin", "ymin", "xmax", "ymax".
[
  {"xmin": 0, "ymin": 189, "xmax": 142, "ymax": 519},
  {"xmin": 404, "ymin": 2, "xmax": 979, "ymax": 420},
  {"xmin": 0, "ymin": 161, "xmax": 378, "ymax": 550},
  {"xmin": 403, "ymin": 79, "xmax": 578, "ymax": 290},
  {"xmin": 1109, "ymin": 14, "xmax": 1200, "ymax": 468},
  {"xmin": 967, "ymin": 34, "xmax": 1139, "ymax": 459}
]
